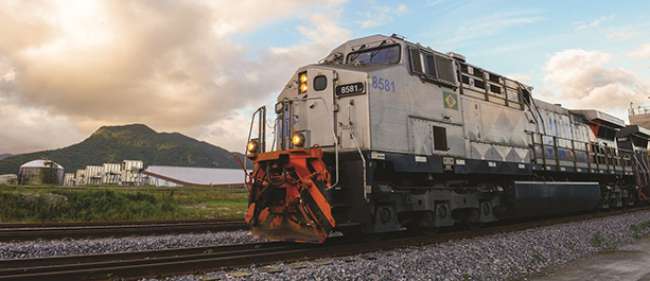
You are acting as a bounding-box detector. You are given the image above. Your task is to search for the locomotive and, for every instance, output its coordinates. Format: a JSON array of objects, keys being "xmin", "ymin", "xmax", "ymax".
[{"xmin": 243, "ymin": 34, "xmax": 650, "ymax": 243}]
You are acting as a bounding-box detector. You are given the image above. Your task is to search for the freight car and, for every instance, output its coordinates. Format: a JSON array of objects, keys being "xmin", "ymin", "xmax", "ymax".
[{"xmin": 244, "ymin": 34, "xmax": 650, "ymax": 243}]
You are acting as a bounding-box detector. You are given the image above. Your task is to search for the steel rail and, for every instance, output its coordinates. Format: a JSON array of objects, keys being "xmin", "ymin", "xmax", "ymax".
[
  {"xmin": 0, "ymin": 242, "xmax": 315, "ymax": 281},
  {"xmin": 1, "ymin": 206, "xmax": 648, "ymax": 281},
  {"xmin": 0, "ymin": 219, "xmax": 246, "ymax": 241}
]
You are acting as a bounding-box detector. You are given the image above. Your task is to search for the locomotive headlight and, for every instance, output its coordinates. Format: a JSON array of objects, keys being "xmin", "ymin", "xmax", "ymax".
[
  {"xmin": 299, "ymin": 83, "xmax": 309, "ymax": 93},
  {"xmin": 291, "ymin": 132, "xmax": 305, "ymax": 147},
  {"xmin": 246, "ymin": 139, "xmax": 260, "ymax": 156},
  {"xmin": 299, "ymin": 72, "xmax": 308, "ymax": 83},
  {"xmin": 298, "ymin": 72, "xmax": 308, "ymax": 94}
]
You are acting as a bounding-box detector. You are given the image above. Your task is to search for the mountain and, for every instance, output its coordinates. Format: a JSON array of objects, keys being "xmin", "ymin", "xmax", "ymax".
[
  {"xmin": 0, "ymin": 124, "xmax": 246, "ymax": 174},
  {"xmin": 0, "ymin": 154, "xmax": 11, "ymax": 160}
]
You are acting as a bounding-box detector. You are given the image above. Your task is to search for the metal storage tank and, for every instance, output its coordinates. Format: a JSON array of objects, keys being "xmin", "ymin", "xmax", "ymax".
[{"xmin": 18, "ymin": 160, "xmax": 65, "ymax": 185}]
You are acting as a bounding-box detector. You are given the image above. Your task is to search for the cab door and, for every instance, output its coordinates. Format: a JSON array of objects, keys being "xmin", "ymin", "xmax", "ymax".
[{"xmin": 334, "ymin": 70, "xmax": 370, "ymax": 150}]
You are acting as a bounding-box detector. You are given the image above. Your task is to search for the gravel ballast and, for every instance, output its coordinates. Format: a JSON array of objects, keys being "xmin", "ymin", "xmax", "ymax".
[
  {"xmin": 157, "ymin": 210, "xmax": 650, "ymax": 281},
  {"xmin": 0, "ymin": 231, "xmax": 260, "ymax": 260}
]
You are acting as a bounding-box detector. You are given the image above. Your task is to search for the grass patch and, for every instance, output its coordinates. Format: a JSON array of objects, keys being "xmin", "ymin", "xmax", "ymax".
[
  {"xmin": 0, "ymin": 184, "xmax": 248, "ymax": 223},
  {"xmin": 630, "ymin": 220, "xmax": 650, "ymax": 240},
  {"xmin": 590, "ymin": 231, "xmax": 616, "ymax": 250}
]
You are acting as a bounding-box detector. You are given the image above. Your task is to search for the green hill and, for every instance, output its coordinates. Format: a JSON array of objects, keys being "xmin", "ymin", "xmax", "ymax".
[
  {"xmin": 0, "ymin": 124, "xmax": 245, "ymax": 175},
  {"xmin": 0, "ymin": 154, "xmax": 11, "ymax": 160}
]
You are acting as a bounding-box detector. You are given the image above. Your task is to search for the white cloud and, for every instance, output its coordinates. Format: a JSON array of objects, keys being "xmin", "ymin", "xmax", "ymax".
[
  {"xmin": 629, "ymin": 43, "xmax": 650, "ymax": 59},
  {"xmin": 541, "ymin": 49, "xmax": 649, "ymax": 119},
  {"xmin": 605, "ymin": 22, "xmax": 650, "ymax": 41},
  {"xmin": 195, "ymin": 110, "xmax": 255, "ymax": 156},
  {"xmin": 201, "ymin": 12, "xmax": 352, "ymax": 152},
  {"xmin": 0, "ymin": 97, "xmax": 85, "ymax": 154},
  {"xmin": 397, "ymin": 4, "xmax": 408, "ymax": 13},
  {"xmin": 574, "ymin": 15, "xmax": 614, "ymax": 31},
  {"xmin": 447, "ymin": 11, "xmax": 543, "ymax": 44},
  {"xmin": 607, "ymin": 29, "xmax": 639, "ymax": 40},
  {"xmin": 0, "ymin": 0, "xmax": 350, "ymax": 153},
  {"xmin": 1, "ymin": 66, "xmax": 14, "ymax": 82},
  {"xmin": 298, "ymin": 13, "xmax": 352, "ymax": 47},
  {"xmin": 425, "ymin": 0, "xmax": 446, "ymax": 7},
  {"xmin": 358, "ymin": 3, "xmax": 408, "ymax": 28}
]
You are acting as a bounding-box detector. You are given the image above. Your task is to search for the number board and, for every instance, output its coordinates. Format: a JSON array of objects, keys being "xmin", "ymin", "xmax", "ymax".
[{"xmin": 335, "ymin": 82, "xmax": 365, "ymax": 96}]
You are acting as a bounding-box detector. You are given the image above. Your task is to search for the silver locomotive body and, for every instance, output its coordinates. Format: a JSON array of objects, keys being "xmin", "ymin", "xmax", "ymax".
[{"xmin": 246, "ymin": 34, "xmax": 650, "ymax": 240}]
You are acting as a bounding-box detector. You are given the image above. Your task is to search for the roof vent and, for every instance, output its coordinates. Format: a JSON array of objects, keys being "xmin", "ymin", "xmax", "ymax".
[{"xmin": 447, "ymin": 52, "xmax": 466, "ymax": 62}]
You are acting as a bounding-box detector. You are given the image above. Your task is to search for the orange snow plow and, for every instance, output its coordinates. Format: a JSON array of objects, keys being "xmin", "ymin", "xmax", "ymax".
[{"xmin": 244, "ymin": 148, "xmax": 335, "ymax": 243}]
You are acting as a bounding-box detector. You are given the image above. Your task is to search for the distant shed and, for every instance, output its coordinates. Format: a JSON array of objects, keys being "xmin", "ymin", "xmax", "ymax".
[{"xmin": 143, "ymin": 165, "xmax": 246, "ymax": 187}]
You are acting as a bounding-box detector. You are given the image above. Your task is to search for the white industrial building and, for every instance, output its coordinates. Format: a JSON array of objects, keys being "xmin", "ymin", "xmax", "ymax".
[
  {"xmin": 75, "ymin": 169, "xmax": 87, "ymax": 186},
  {"xmin": 63, "ymin": 173, "xmax": 75, "ymax": 186},
  {"xmin": 143, "ymin": 166, "xmax": 246, "ymax": 187},
  {"xmin": 121, "ymin": 160, "xmax": 144, "ymax": 186},
  {"xmin": 102, "ymin": 163, "xmax": 121, "ymax": 184},
  {"xmin": 85, "ymin": 165, "xmax": 104, "ymax": 185},
  {"xmin": 64, "ymin": 160, "xmax": 144, "ymax": 187},
  {"xmin": 59, "ymin": 160, "xmax": 243, "ymax": 188}
]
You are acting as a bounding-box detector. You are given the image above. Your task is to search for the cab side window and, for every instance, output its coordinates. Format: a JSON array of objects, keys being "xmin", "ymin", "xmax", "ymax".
[{"xmin": 408, "ymin": 47, "xmax": 457, "ymax": 87}]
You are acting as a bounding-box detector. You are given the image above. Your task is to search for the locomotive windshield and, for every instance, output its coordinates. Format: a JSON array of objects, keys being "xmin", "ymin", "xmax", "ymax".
[{"xmin": 346, "ymin": 45, "xmax": 400, "ymax": 66}]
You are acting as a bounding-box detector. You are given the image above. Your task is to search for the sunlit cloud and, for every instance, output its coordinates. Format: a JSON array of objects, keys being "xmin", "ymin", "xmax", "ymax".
[
  {"xmin": 629, "ymin": 43, "xmax": 650, "ymax": 59},
  {"xmin": 0, "ymin": 0, "xmax": 349, "ymax": 153},
  {"xmin": 541, "ymin": 49, "xmax": 650, "ymax": 120}
]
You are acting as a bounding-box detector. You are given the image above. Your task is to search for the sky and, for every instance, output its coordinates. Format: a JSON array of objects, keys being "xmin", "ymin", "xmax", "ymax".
[{"xmin": 1, "ymin": 0, "xmax": 649, "ymax": 155}]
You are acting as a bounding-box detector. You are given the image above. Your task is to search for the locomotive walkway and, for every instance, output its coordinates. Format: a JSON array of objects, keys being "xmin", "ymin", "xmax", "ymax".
[{"xmin": 529, "ymin": 236, "xmax": 650, "ymax": 281}]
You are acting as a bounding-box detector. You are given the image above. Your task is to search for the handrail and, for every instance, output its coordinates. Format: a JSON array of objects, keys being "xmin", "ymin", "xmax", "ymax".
[
  {"xmin": 343, "ymin": 101, "xmax": 368, "ymax": 201},
  {"xmin": 348, "ymin": 126, "xmax": 368, "ymax": 202},
  {"xmin": 244, "ymin": 106, "xmax": 266, "ymax": 173},
  {"xmin": 270, "ymin": 120, "xmax": 278, "ymax": 153}
]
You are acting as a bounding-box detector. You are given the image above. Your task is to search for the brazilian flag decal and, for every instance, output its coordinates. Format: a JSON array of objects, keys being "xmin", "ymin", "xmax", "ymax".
[{"xmin": 443, "ymin": 91, "xmax": 459, "ymax": 110}]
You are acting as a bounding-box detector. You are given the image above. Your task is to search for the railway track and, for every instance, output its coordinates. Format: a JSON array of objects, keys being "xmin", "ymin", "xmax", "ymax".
[
  {"xmin": 0, "ymin": 242, "xmax": 318, "ymax": 281},
  {"xmin": 1, "ymin": 206, "xmax": 648, "ymax": 281},
  {"xmin": 0, "ymin": 219, "xmax": 246, "ymax": 241}
]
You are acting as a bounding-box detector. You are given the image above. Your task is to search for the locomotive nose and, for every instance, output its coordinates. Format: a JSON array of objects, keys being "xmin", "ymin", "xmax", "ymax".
[{"xmin": 244, "ymin": 148, "xmax": 336, "ymax": 243}]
